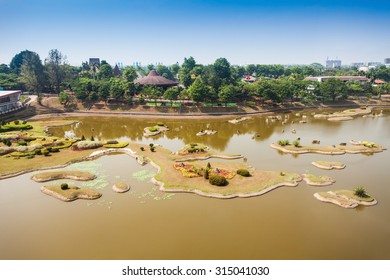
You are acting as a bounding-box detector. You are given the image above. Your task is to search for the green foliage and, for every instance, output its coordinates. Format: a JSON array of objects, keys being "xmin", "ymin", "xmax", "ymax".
[
  {"xmin": 81, "ymin": 135, "xmax": 85, "ymax": 141},
  {"xmin": 293, "ymin": 140, "xmax": 300, "ymax": 147},
  {"xmin": 51, "ymin": 147, "xmax": 60, "ymax": 152},
  {"xmin": 207, "ymin": 162, "xmax": 211, "ymax": 169},
  {"xmin": 58, "ymin": 91, "xmax": 70, "ymax": 104},
  {"xmin": 41, "ymin": 148, "xmax": 50, "ymax": 156},
  {"xmin": 23, "ymin": 137, "xmax": 36, "ymax": 142},
  {"xmin": 149, "ymin": 127, "xmax": 158, "ymax": 132},
  {"xmin": 237, "ymin": 169, "xmax": 251, "ymax": 177},
  {"xmin": 209, "ymin": 175, "xmax": 228, "ymax": 186},
  {"xmin": 149, "ymin": 143, "xmax": 154, "ymax": 148},
  {"xmin": 204, "ymin": 168, "xmax": 210, "ymax": 179},
  {"xmin": 17, "ymin": 141, "xmax": 27, "ymax": 146},
  {"xmin": 150, "ymin": 146, "xmax": 155, "ymax": 152},
  {"xmin": 354, "ymin": 186, "xmax": 368, "ymax": 198},
  {"xmin": 140, "ymin": 147, "xmax": 145, "ymax": 151},
  {"xmin": 14, "ymin": 120, "xmax": 19, "ymax": 125},
  {"xmin": 105, "ymin": 140, "xmax": 118, "ymax": 144},
  {"xmin": 35, "ymin": 149, "xmax": 42, "ymax": 155},
  {"xmin": 277, "ymin": 139, "xmax": 290, "ymax": 146},
  {"xmin": 90, "ymin": 136, "xmax": 94, "ymax": 141},
  {"xmin": 61, "ymin": 183, "xmax": 69, "ymax": 190},
  {"xmin": 97, "ymin": 63, "xmax": 114, "ymax": 80}
]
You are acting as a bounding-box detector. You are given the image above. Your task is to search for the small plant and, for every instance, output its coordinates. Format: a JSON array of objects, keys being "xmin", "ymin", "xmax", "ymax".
[
  {"xmin": 46, "ymin": 147, "xmax": 52, "ymax": 152},
  {"xmin": 237, "ymin": 169, "xmax": 251, "ymax": 177},
  {"xmin": 90, "ymin": 136, "xmax": 95, "ymax": 141},
  {"xmin": 35, "ymin": 149, "xmax": 42, "ymax": 155},
  {"xmin": 42, "ymin": 148, "xmax": 50, "ymax": 156},
  {"xmin": 81, "ymin": 135, "xmax": 85, "ymax": 141},
  {"xmin": 14, "ymin": 120, "xmax": 20, "ymax": 125},
  {"xmin": 354, "ymin": 186, "xmax": 368, "ymax": 198},
  {"xmin": 157, "ymin": 122, "xmax": 165, "ymax": 126},
  {"xmin": 51, "ymin": 147, "xmax": 59, "ymax": 153},
  {"xmin": 17, "ymin": 141, "xmax": 27, "ymax": 146},
  {"xmin": 293, "ymin": 140, "xmax": 300, "ymax": 147},
  {"xmin": 5, "ymin": 139, "xmax": 12, "ymax": 147},
  {"xmin": 140, "ymin": 147, "xmax": 145, "ymax": 151},
  {"xmin": 280, "ymin": 171, "xmax": 286, "ymax": 176},
  {"xmin": 277, "ymin": 139, "xmax": 290, "ymax": 146},
  {"xmin": 209, "ymin": 175, "xmax": 228, "ymax": 186},
  {"xmin": 23, "ymin": 137, "xmax": 36, "ymax": 142},
  {"xmin": 207, "ymin": 162, "xmax": 211, "ymax": 169},
  {"xmin": 150, "ymin": 147, "xmax": 155, "ymax": 152},
  {"xmin": 22, "ymin": 120, "xmax": 27, "ymax": 124},
  {"xmin": 106, "ymin": 140, "xmax": 118, "ymax": 144},
  {"xmin": 204, "ymin": 168, "xmax": 210, "ymax": 179},
  {"xmin": 61, "ymin": 183, "xmax": 69, "ymax": 190}
]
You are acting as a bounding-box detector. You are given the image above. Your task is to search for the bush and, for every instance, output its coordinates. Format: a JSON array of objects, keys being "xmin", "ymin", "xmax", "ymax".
[
  {"xmin": 61, "ymin": 183, "xmax": 69, "ymax": 190},
  {"xmin": 204, "ymin": 168, "xmax": 210, "ymax": 179},
  {"xmin": 35, "ymin": 149, "xmax": 42, "ymax": 155},
  {"xmin": 90, "ymin": 136, "xmax": 95, "ymax": 141},
  {"xmin": 150, "ymin": 147, "xmax": 155, "ymax": 152},
  {"xmin": 139, "ymin": 97, "xmax": 145, "ymax": 104},
  {"xmin": 237, "ymin": 169, "xmax": 251, "ymax": 177},
  {"xmin": 293, "ymin": 140, "xmax": 300, "ymax": 147},
  {"xmin": 157, "ymin": 122, "xmax": 165, "ymax": 126},
  {"xmin": 354, "ymin": 186, "xmax": 368, "ymax": 198},
  {"xmin": 17, "ymin": 141, "xmax": 27, "ymax": 146},
  {"xmin": 22, "ymin": 120, "xmax": 27, "ymax": 124},
  {"xmin": 149, "ymin": 127, "xmax": 158, "ymax": 132},
  {"xmin": 76, "ymin": 141, "xmax": 103, "ymax": 150},
  {"xmin": 14, "ymin": 120, "xmax": 20, "ymax": 125},
  {"xmin": 246, "ymin": 101, "xmax": 257, "ymax": 108},
  {"xmin": 207, "ymin": 162, "xmax": 211, "ymax": 169},
  {"xmin": 209, "ymin": 175, "xmax": 228, "ymax": 186},
  {"xmin": 106, "ymin": 140, "xmax": 118, "ymax": 144},
  {"xmin": 46, "ymin": 147, "xmax": 52, "ymax": 152},
  {"xmin": 51, "ymin": 147, "xmax": 59, "ymax": 153},
  {"xmin": 23, "ymin": 137, "xmax": 36, "ymax": 142},
  {"xmin": 42, "ymin": 148, "xmax": 50, "ymax": 156},
  {"xmin": 81, "ymin": 135, "xmax": 85, "ymax": 141},
  {"xmin": 140, "ymin": 147, "xmax": 145, "ymax": 151},
  {"xmin": 277, "ymin": 139, "xmax": 290, "ymax": 146}
]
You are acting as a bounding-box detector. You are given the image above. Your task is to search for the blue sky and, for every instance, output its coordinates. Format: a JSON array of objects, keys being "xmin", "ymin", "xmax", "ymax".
[{"xmin": 1, "ymin": 0, "xmax": 390, "ymax": 66}]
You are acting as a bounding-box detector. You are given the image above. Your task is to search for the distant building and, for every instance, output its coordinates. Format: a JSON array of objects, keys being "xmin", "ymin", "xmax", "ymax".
[
  {"xmin": 326, "ymin": 59, "xmax": 342, "ymax": 68},
  {"xmin": 384, "ymin": 58, "xmax": 390, "ymax": 64},
  {"xmin": 113, "ymin": 64, "xmax": 121, "ymax": 77},
  {"xmin": 134, "ymin": 70, "xmax": 178, "ymax": 88},
  {"xmin": 89, "ymin": 58, "xmax": 100, "ymax": 66},
  {"xmin": 304, "ymin": 76, "xmax": 369, "ymax": 83},
  {"xmin": 352, "ymin": 62, "xmax": 365, "ymax": 67},
  {"xmin": 367, "ymin": 62, "xmax": 382, "ymax": 67},
  {"xmin": 241, "ymin": 75, "xmax": 256, "ymax": 83},
  {"xmin": 0, "ymin": 90, "xmax": 22, "ymax": 113}
]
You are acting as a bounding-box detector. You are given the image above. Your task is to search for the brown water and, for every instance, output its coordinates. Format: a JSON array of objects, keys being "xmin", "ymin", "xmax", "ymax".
[{"xmin": 1, "ymin": 109, "xmax": 390, "ymax": 259}]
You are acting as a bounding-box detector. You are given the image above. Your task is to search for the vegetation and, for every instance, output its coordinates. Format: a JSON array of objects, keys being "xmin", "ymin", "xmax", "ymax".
[
  {"xmin": 354, "ymin": 186, "xmax": 368, "ymax": 198},
  {"xmin": 61, "ymin": 183, "xmax": 69, "ymax": 190},
  {"xmin": 277, "ymin": 139, "xmax": 290, "ymax": 146},
  {"xmin": 31, "ymin": 171, "xmax": 96, "ymax": 182},
  {"xmin": 209, "ymin": 175, "xmax": 228, "ymax": 186},
  {"xmin": 75, "ymin": 140, "xmax": 103, "ymax": 150},
  {"xmin": 103, "ymin": 142, "xmax": 128, "ymax": 148},
  {"xmin": 237, "ymin": 169, "xmax": 251, "ymax": 177},
  {"xmin": 42, "ymin": 185, "xmax": 102, "ymax": 202}
]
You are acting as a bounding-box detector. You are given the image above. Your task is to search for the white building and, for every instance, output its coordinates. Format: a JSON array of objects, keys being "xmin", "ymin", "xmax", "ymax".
[
  {"xmin": 326, "ymin": 59, "xmax": 342, "ymax": 68},
  {"xmin": 0, "ymin": 90, "xmax": 22, "ymax": 113}
]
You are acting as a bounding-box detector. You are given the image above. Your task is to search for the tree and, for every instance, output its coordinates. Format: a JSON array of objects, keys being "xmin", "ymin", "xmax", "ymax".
[
  {"xmin": 147, "ymin": 64, "xmax": 155, "ymax": 71},
  {"xmin": 109, "ymin": 78, "xmax": 125, "ymax": 99},
  {"xmin": 170, "ymin": 63, "xmax": 180, "ymax": 77},
  {"xmin": 97, "ymin": 63, "xmax": 114, "ymax": 80},
  {"xmin": 10, "ymin": 50, "xmax": 35, "ymax": 74},
  {"xmin": 318, "ymin": 78, "xmax": 348, "ymax": 101},
  {"xmin": 45, "ymin": 49, "xmax": 66, "ymax": 93},
  {"xmin": 98, "ymin": 80, "xmax": 110, "ymax": 100},
  {"xmin": 58, "ymin": 91, "xmax": 70, "ymax": 105},
  {"xmin": 0, "ymin": 64, "xmax": 10, "ymax": 74},
  {"xmin": 218, "ymin": 84, "xmax": 237, "ymax": 106},
  {"xmin": 188, "ymin": 76, "xmax": 208, "ymax": 104},
  {"xmin": 142, "ymin": 85, "xmax": 162, "ymax": 104},
  {"xmin": 0, "ymin": 73, "xmax": 22, "ymax": 90},
  {"xmin": 156, "ymin": 64, "xmax": 174, "ymax": 80},
  {"xmin": 19, "ymin": 52, "xmax": 45, "ymax": 92},
  {"xmin": 163, "ymin": 87, "xmax": 179, "ymax": 106},
  {"xmin": 122, "ymin": 66, "xmax": 138, "ymax": 83}
]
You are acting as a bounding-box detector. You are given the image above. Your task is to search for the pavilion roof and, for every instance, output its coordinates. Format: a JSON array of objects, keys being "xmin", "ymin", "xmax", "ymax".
[{"xmin": 134, "ymin": 70, "xmax": 178, "ymax": 86}]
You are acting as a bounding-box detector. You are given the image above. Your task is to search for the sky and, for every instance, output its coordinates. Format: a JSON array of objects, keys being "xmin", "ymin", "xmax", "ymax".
[{"xmin": 1, "ymin": 0, "xmax": 390, "ymax": 67}]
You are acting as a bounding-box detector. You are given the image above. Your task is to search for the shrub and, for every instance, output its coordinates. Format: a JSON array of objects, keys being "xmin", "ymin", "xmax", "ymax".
[
  {"xmin": 81, "ymin": 135, "xmax": 85, "ymax": 141},
  {"xmin": 139, "ymin": 97, "xmax": 145, "ymax": 104},
  {"xmin": 42, "ymin": 148, "xmax": 50, "ymax": 156},
  {"xmin": 140, "ymin": 147, "xmax": 145, "ymax": 151},
  {"xmin": 354, "ymin": 186, "xmax": 368, "ymax": 198},
  {"xmin": 150, "ymin": 147, "xmax": 155, "ymax": 152},
  {"xmin": 149, "ymin": 127, "xmax": 158, "ymax": 132},
  {"xmin": 209, "ymin": 175, "xmax": 228, "ymax": 186},
  {"xmin": 90, "ymin": 136, "xmax": 95, "ymax": 141},
  {"xmin": 76, "ymin": 141, "xmax": 103, "ymax": 150},
  {"xmin": 17, "ymin": 141, "xmax": 27, "ymax": 146},
  {"xmin": 24, "ymin": 137, "xmax": 36, "ymax": 142},
  {"xmin": 106, "ymin": 140, "xmax": 118, "ymax": 144},
  {"xmin": 51, "ymin": 147, "xmax": 59, "ymax": 152},
  {"xmin": 157, "ymin": 122, "xmax": 165, "ymax": 126},
  {"xmin": 280, "ymin": 171, "xmax": 286, "ymax": 176},
  {"xmin": 246, "ymin": 101, "xmax": 257, "ymax": 108},
  {"xmin": 277, "ymin": 139, "xmax": 290, "ymax": 146},
  {"xmin": 35, "ymin": 149, "xmax": 42, "ymax": 155},
  {"xmin": 204, "ymin": 168, "xmax": 210, "ymax": 179},
  {"xmin": 207, "ymin": 162, "xmax": 211, "ymax": 169},
  {"xmin": 293, "ymin": 140, "xmax": 300, "ymax": 147},
  {"xmin": 46, "ymin": 147, "xmax": 52, "ymax": 152},
  {"xmin": 14, "ymin": 120, "xmax": 19, "ymax": 125},
  {"xmin": 61, "ymin": 183, "xmax": 69, "ymax": 190},
  {"xmin": 5, "ymin": 139, "xmax": 12, "ymax": 146},
  {"xmin": 237, "ymin": 169, "xmax": 251, "ymax": 177},
  {"xmin": 22, "ymin": 120, "xmax": 27, "ymax": 124}
]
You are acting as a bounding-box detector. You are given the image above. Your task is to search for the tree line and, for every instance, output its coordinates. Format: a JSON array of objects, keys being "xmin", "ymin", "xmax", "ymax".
[{"xmin": 1, "ymin": 50, "xmax": 390, "ymax": 106}]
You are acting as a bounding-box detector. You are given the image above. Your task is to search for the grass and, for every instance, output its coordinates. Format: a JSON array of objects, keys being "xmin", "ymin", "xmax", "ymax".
[
  {"xmin": 103, "ymin": 142, "xmax": 129, "ymax": 148},
  {"xmin": 202, "ymin": 102, "xmax": 237, "ymax": 107},
  {"xmin": 303, "ymin": 173, "xmax": 334, "ymax": 185},
  {"xmin": 336, "ymin": 190, "xmax": 375, "ymax": 202},
  {"xmin": 314, "ymin": 161, "xmax": 345, "ymax": 168},
  {"xmin": 42, "ymin": 185, "xmax": 102, "ymax": 201},
  {"xmin": 315, "ymin": 190, "xmax": 376, "ymax": 208},
  {"xmin": 146, "ymin": 102, "xmax": 182, "ymax": 107},
  {"xmin": 31, "ymin": 171, "xmax": 96, "ymax": 182}
]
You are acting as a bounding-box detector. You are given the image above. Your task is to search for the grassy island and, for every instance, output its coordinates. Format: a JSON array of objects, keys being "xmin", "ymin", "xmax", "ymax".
[
  {"xmin": 314, "ymin": 190, "xmax": 377, "ymax": 209},
  {"xmin": 41, "ymin": 185, "xmax": 102, "ymax": 202},
  {"xmin": 314, "ymin": 107, "xmax": 372, "ymax": 120},
  {"xmin": 112, "ymin": 182, "xmax": 130, "ymax": 193},
  {"xmin": 302, "ymin": 173, "xmax": 335, "ymax": 186},
  {"xmin": 271, "ymin": 142, "xmax": 385, "ymax": 155},
  {"xmin": 312, "ymin": 160, "xmax": 346, "ymax": 170},
  {"xmin": 143, "ymin": 123, "xmax": 169, "ymax": 137},
  {"xmin": 228, "ymin": 116, "xmax": 252, "ymax": 124},
  {"xmin": 31, "ymin": 171, "xmax": 96, "ymax": 182}
]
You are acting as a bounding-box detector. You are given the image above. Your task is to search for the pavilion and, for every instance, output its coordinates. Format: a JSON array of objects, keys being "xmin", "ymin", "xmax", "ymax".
[{"xmin": 134, "ymin": 70, "xmax": 178, "ymax": 88}]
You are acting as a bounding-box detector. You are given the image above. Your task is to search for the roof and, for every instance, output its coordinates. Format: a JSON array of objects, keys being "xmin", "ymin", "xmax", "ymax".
[
  {"xmin": 0, "ymin": 90, "xmax": 22, "ymax": 98},
  {"xmin": 374, "ymin": 79, "xmax": 386, "ymax": 84},
  {"xmin": 134, "ymin": 70, "xmax": 178, "ymax": 86},
  {"xmin": 304, "ymin": 76, "xmax": 370, "ymax": 82}
]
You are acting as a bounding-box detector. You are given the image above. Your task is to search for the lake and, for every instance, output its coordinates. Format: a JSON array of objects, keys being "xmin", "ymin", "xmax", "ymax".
[{"xmin": 1, "ymin": 108, "xmax": 389, "ymax": 259}]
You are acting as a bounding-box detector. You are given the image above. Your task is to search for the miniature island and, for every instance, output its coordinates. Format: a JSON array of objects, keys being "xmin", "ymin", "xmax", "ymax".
[
  {"xmin": 302, "ymin": 173, "xmax": 335, "ymax": 186},
  {"xmin": 228, "ymin": 116, "xmax": 252, "ymax": 124},
  {"xmin": 312, "ymin": 160, "xmax": 346, "ymax": 170},
  {"xmin": 41, "ymin": 183, "xmax": 102, "ymax": 202},
  {"xmin": 143, "ymin": 122, "xmax": 169, "ymax": 137},
  {"xmin": 31, "ymin": 171, "xmax": 96, "ymax": 182},
  {"xmin": 313, "ymin": 107, "xmax": 372, "ymax": 121},
  {"xmin": 314, "ymin": 187, "xmax": 377, "ymax": 209},
  {"xmin": 112, "ymin": 182, "xmax": 130, "ymax": 193}
]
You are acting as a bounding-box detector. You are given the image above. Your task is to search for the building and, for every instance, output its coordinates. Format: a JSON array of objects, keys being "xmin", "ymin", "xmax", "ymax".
[
  {"xmin": 384, "ymin": 58, "xmax": 390, "ymax": 64},
  {"xmin": 304, "ymin": 76, "xmax": 370, "ymax": 83},
  {"xmin": 241, "ymin": 75, "xmax": 256, "ymax": 83},
  {"xmin": 326, "ymin": 59, "xmax": 342, "ymax": 68},
  {"xmin": 134, "ymin": 70, "xmax": 178, "ymax": 88},
  {"xmin": 367, "ymin": 62, "xmax": 382, "ymax": 67},
  {"xmin": 352, "ymin": 62, "xmax": 365, "ymax": 67},
  {"xmin": 89, "ymin": 58, "xmax": 100, "ymax": 66},
  {"xmin": 0, "ymin": 90, "xmax": 22, "ymax": 113}
]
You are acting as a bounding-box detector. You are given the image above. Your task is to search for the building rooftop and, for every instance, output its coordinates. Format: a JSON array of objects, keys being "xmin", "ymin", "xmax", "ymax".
[
  {"xmin": 304, "ymin": 76, "xmax": 369, "ymax": 82},
  {"xmin": 134, "ymin": 70, "xmax": 178, "ymax": 86},
  {"xmin": 0, "ymin": 90, "xmax": 22, "ymax": 98}
]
